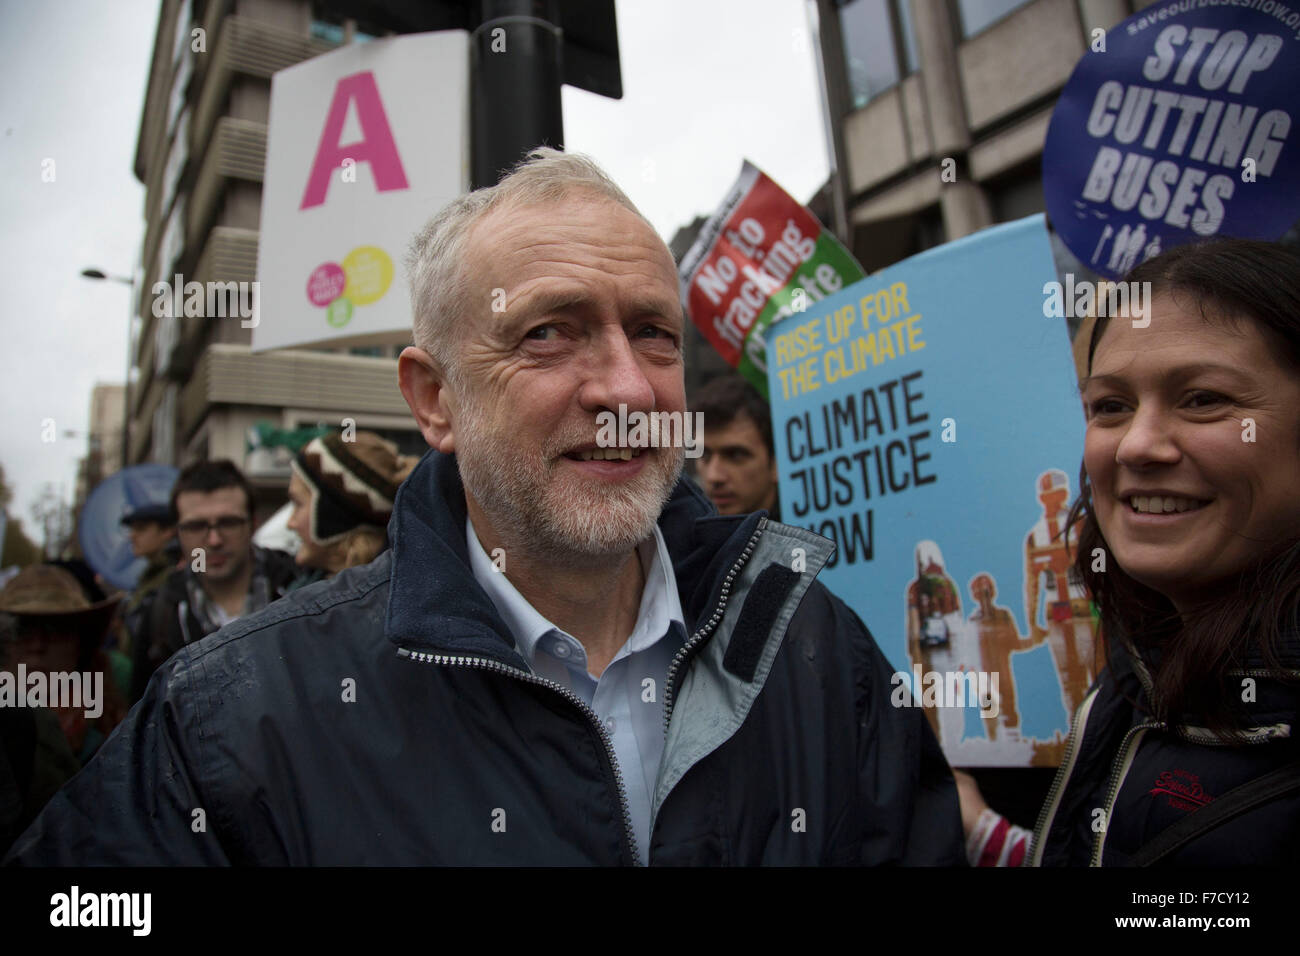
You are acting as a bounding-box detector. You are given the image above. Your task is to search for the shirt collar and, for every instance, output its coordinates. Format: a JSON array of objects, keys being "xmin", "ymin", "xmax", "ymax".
[{"xmin": 465, "ymin": 515, "xmax": 684, "ymax": 670}]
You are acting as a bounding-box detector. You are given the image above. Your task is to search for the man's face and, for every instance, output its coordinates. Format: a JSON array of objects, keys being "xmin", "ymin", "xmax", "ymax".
[
  {"xmin": 435, "ymin": 194, "xmax": 687, "ymax": 560},
  {"xmin": 126, "ymin": 520, "xmax": 174, "ymax": 558},
  {"xmin": 174, "ymin": 487, "xmax": 253, "ymax": 585},
  {"xmin": 698, "ymin": 414, "xmax": 778, "ymax": 515}
]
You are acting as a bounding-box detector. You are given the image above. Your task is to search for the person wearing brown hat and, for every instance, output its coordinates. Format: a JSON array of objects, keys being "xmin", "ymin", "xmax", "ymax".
[
  {"xmin": 0, "ymin": 566, "xmax": 128, "ymax": 764},
  {"xmin": 286, "ymin": 431, "xmax": 417, "ymax": 578}
]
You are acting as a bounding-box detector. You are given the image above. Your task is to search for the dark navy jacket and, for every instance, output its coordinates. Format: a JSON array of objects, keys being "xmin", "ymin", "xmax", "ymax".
[
  {"xmin": 7, "ymin": 451, "xmax": 963, "ymax": 866},
  {"xmin": 1030, "ymin": 632, "xmax": 1300, "ymax": 866}
]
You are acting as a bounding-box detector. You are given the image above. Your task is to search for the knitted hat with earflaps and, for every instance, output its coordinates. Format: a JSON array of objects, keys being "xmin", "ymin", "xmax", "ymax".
[{"xmin": 291, "ymin": 431, "xmax": 414, "ymax": 545}]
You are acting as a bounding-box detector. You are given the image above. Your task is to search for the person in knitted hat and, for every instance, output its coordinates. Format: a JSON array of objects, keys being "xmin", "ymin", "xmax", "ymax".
[{"xmin": 287, "ymin": 430, "xmax": 417, "ymax": 577}]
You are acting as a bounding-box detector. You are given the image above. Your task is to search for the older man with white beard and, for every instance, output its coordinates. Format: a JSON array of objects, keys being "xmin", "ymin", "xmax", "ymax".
[{"xmin": 7, "ymin": 150, "xmax": 963, "ymax": 867}]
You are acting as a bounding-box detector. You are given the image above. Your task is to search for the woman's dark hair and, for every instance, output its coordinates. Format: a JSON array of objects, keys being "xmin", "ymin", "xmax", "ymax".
[{"xmin": 1067, "ymin": 238, "xmax": 1300, "ymax": 733}]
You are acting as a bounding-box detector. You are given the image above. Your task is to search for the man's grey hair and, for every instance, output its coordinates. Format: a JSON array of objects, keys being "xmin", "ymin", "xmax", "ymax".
[{"xmin": 405, "ymin": 147, "xmax": 654, "ymax": 382}]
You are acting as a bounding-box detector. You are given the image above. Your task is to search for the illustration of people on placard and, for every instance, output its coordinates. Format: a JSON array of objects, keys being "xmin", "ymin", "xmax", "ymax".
[
  {"xmin": 1090, "ymin": 224, "xmax": 1113, "ymax": 265},
  {"xmin": 1105, "ymin": 224, "xmax": 1131, "ymax": 272},
  {"xmin": 1118, "ymin": 223, "xmax": 1147, "ymax": 273},
  {"xmin": 1141, "ymin": 233, "xmax": 1161, "ymax": 264},
  {"xmin": 1095, "ymin": 222, "xmax": 1161, "ymax": 274},
  {"xmin": 967, "ymin": 573, "xmax": 1042, "ymax": 743},
  {"xmin": 1024, "ymin": 470, "xmax": 1098, "ymax": 719},
  {"xmin": 905, "ymin": 541, "xmax": 969, "ymax": 752}
]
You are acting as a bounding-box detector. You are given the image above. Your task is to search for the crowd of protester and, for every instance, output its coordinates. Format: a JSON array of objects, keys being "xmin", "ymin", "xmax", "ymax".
[
  {"xmin": 0, "ymin": 433, "xmax": 410, "ymax": 852},
  {"xmin": 1, "ymin": 149, "xmax": 1296, "ymax": 865}
]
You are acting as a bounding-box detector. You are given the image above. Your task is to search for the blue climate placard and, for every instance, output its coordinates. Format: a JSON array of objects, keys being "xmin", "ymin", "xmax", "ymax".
[
  {"xmin": 767, "ymin": 215, "xmax": 1092, "ymax": 767},
  {"xmin": 1043, "ymin": 0, "xmax": 1300, "ymax": 278}
]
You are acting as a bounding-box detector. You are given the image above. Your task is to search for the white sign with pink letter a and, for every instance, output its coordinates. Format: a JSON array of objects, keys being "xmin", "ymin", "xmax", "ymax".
[{"xmin": 255, "ymin": 31, "xmax": 469, "ymax": 351}]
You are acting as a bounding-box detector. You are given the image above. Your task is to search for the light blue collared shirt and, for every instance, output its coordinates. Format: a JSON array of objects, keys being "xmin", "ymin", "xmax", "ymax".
[{"xmin": 466, "ymin": 517, "xmax": 686, "ymax": 863}]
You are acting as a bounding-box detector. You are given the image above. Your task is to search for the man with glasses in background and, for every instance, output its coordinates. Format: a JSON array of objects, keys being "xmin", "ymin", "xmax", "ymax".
[{"xmin": 130, "ymin": 460, "xmax": 298, "ymax": 702}]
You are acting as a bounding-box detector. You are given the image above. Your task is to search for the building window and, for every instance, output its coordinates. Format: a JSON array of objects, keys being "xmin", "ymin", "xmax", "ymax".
[
  {"xmin": 893, "ymin": 0, "xmax": 920, "ymax": 75},
  {"xmin": 916, "ymin": 206, "xmax": 946, "ymax": 253},
  {"xmin": 369, "ymin": 427, "xmax": 427, "ymax": 457},
  {"xmin": 837, "ymin": 0, "xmax": 918, "ymax": 110},
  {"xmin": 311, "ymin": 0, "xmax": 385, "ymax": 46},
  {"xmin": 956, "ymin": 0, "xmax": 1034, "ymax": 38},
  {"xmin": 309, "ymin": 18, "xmax": 345, "ymax": 45},
  {"xmin": 989, "ymin": 168, "xmax": 1045, "ymax": 223}
]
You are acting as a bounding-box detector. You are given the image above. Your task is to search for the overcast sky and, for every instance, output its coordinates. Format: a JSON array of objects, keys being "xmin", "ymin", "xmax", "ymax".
[{"xmin": 0, "ymin": 0, "xmax": 827, "ymax": 542}]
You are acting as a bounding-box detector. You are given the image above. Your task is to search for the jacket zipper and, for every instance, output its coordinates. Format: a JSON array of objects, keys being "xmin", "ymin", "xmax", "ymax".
[
  {"xmin": 1090, "ymin": 720, "xmax": 1161, "ymax": 866},
  {"xmin": 397, "ymin": 649, "xmax": 642, "ymax": 866},
  {"xmin": 661, "ymin": 517, "xmax": 767, "ymax": 736},
  {"xmin": 1025, "ymin": 688, "xmax": 1098, "ymax": 866},
  {"xmin": 178, "ymin": 600, "xmax": 195, "ymax": 645},
  {"xmin": 1230, "ymin": 667, "xmax": 1300, "ymax": 681}
]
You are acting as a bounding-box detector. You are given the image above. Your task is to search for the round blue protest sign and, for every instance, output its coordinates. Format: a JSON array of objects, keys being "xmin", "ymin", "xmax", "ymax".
[
  {"xmin": 1043, "ymin": 1, "xmax": 1300, "ymax": 279},
  {"xmin": 78, "ymin": 464, "xmax": 178, "ymax": 592}
]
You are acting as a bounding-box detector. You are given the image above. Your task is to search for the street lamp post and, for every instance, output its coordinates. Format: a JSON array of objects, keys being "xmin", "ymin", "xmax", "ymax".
[{"xmin": 79, "ymin": 267, "xmax": 135, "ymax": 470}]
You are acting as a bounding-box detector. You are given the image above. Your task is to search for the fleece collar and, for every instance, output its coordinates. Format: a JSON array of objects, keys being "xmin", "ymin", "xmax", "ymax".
[
  {"xmin": 383, "ymin": 449, "xmax": 763, "ymax": 664},
  {"xmin": 1115, "ymin": 625, "xmax": 1300, "ymax": 735}
]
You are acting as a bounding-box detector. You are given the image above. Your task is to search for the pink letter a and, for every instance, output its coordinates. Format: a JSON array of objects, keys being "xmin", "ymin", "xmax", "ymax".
[{"xmin": 300, "ymin": 71, "xmax": 410, "ymax": 210}]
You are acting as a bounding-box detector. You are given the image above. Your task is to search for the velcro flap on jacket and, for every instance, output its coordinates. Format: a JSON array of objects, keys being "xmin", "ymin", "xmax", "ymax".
[{"xmin": 723, "ymin": 565, "xmax": 800, "ymax": 682}]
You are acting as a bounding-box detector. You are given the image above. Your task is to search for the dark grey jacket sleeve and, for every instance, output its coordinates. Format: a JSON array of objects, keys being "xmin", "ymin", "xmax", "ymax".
[
  {"xmin": 4, "ymin": 650, "xmax": 232, "ymax": 866},
  {"xmin": 831, "ymin": 589, "xmax": 967, "ymax": 866}
]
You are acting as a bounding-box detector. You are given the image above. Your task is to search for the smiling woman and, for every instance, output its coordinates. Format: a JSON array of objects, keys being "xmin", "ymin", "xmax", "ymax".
[{"xmin": 1030, "ymin": 238, "xmax": 1300, "ymax": 867}]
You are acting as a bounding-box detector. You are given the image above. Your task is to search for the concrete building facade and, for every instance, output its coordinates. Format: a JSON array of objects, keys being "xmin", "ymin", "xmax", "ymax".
[
  {"xmin": 818, "ymin": 0, "xmax": 1153, "ymax": 272},
  {"xmin": 129, "ymin": 0, "xmax": 417, "ymax": 519},
  {"xmin": 74, "ymin": 383, "xmax": 126, "ymax": 514}
]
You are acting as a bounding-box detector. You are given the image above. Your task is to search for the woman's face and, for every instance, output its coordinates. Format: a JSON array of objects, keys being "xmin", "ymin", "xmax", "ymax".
[
  {"xmin": 1082, "ymin": 293, "xmax": 1300, "ymax": 611},
  {"xmin": 287, "ymin": 473, "xmax": 332, "ymax": 571}
]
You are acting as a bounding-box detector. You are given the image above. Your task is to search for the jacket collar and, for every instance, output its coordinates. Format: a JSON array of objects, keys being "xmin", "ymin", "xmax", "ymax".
[
  {"xmin": 1110, "ymin": 623, "xmax": 1300, "ymax": 736},
  {"xmin": 383, "ymin": 449, "xmax": 762, "ymax": 665}
]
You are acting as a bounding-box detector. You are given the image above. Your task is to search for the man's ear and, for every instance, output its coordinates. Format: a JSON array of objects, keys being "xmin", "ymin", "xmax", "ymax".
[{"xmin": 398, "ymin": 346, "xmax": 457, "ymax": 453}]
